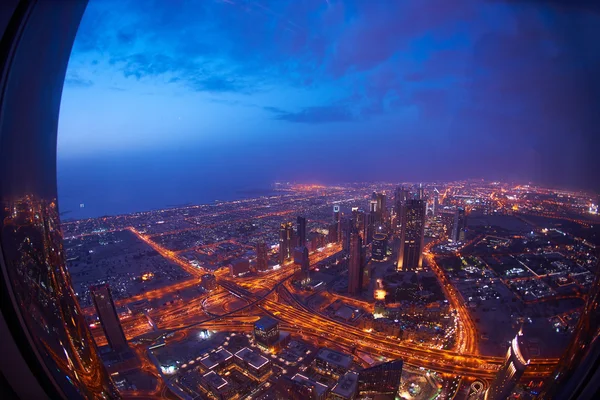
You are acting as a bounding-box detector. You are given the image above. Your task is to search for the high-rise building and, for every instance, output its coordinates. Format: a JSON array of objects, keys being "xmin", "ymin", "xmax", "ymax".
[
  {"xmin": 417, "ymin": 183, "xmax": 425, "ymax": 200},
  {"xmin": 397, "ymin": 199, "xmax": 426, "ymax": 271},
  {"xmin": 294, "ymin": 246, "xmax": 310, "ymax": 273},
  {"xmin": 355, "ymin": 209, "xmax": 367, "ymax": 242},
  {"xmin": 371, "ymin": 233, "xmax": 387, "ymax": 261},
  {"xmin": 394, "ymin": 186, "xmax": 410, "ymax": 232},
  {"xmin": 366, "ymin": 211, "xmax": 376, "ymax": 244},
  {"xmin": 538, "ymin": 259, "xmax": 600, "ymax": 400},
  {"xmin": 485, "ymin": 332, "xmax": 530, "ymax": 400},
  {"xmin": 333, "ymin": 205, "xmax": 342, "ymax": 243},
  {"xmin": 433, "ymin": 188, "xmax": 440, "ymax": 217},
  {"xmin": 358, "ymin": 359, "xmax": 403, "ymax": 397},
  {"xmin": 376, "ymin": 192, "xmax": 387, "ymax": 224},
  {"xmin": 254, "ymin": 316, "xmax": 280, "ymax": 349},
  {"xmin": 342, "ymin": 217, "xmax": 355, "ymax": 252},
  {"xmin": 348, "ymin": 231, "xmax": 364, "ymax": 295},
  {"xmin": 279, "ymin": 222, "xmax": 294, "ymax": 265},
  {"xmin": 256, "ymin": 241, "xmax": 269, "ymax": 272},
  {"xmin": 451, "ymin": 207, "xmax": 467, "ymax": 242},
  {"xmin": 297, "ymin": 216, "xmax": 307, "ymax": 247},
  {"xmin": 91, "ymin": 284, "xmax": 129, "ymax": 354},
  {"xmin": 369, "ymin": 192, "xmax": 378, "ymax": 214}
]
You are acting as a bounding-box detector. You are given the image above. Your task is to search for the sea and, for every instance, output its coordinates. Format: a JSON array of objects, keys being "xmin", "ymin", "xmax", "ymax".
[{"xmin": 57, "ymin": 153, "xmax": 277, "ymax": 221}]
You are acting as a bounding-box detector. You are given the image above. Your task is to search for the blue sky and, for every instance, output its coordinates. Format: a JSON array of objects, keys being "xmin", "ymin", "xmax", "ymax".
[{"xmin": 58, "ymin": 0, "xmax": 600, "ymax": 192}]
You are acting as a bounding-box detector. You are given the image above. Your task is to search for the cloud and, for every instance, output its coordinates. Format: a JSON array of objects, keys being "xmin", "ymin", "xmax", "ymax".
[{"xmin": 266, "ymin": 105, "xmax": 355, "ymax": 124}]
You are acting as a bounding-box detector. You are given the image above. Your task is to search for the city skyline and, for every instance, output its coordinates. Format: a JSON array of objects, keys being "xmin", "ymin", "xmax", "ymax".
[{"xmin": 58, "ymin": 0, "xmax": 600, "ymax": 213}]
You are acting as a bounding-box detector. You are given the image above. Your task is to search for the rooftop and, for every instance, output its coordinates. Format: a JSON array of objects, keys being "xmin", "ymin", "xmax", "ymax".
[
  {"xmin": 202, "ymin": 371, "xmax": 229, "ymax": 391},
  {"xmin": 255, "ymin": 316, "xmax": 279, "ymax": 331},
  {"xmin": 234, "ymin": 347, "xmax": 270, "ymax": 370},
  {"xmin": 331, "ymin": 371, "xmax": 359, "ymax": 399},
  {"xmin": 291, "ymin": 374, "xmax": 329, "ymax": 398},
  {"xmin": 316, "ymin": 348, "xmax": 353, "ymax": 369},
  {"xmin": 199, "ymin": 348, "xmax": 233, "ymax": 370}
]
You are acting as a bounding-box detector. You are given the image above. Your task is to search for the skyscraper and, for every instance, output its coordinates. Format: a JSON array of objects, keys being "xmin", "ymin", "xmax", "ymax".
[
  {"xmin": 433, "ymin": 188, "xmax": 440, "ymax": 217},
  {"xmin": 417, "ymin": 183, "xmax": 425, "ymax": 200},
  {"xmin": 90, "ymin": 284, "xmax": 129, "ymax": 354},
  {"xmin": 376, "ymin": 192, "xmax": 387, "ymax": 224},
  {"xmin": 394, "ymin": 186, "xmax": 410, "ymax": 232},
  {"xmin": 371, "ymin": 233, "xmax": 387, "ymax": 261},
  {"xmin": 343, "ymin": 217, "xmax": 354, "ymax": 252},
  {"xmin": 279, "ymin": 222, "xmax": 294, "ymax": 265},
  {"xmin": 451, "ymin": 207, "xmax": 467, "ymax": 242},
  {"xmin": 333, "ymin": 205, "xmax": 342, "ymax": 243},
  {"xmin": 358, "ymin": 359, "xmax": 403, "ymax": 397},
  {"xmin": 297, "ymin": 216, "xmax": 307, "ymax": 247},
  {"xmin": 294, "ymin": 246, "xmax": 310, "ymax": 273},
  {"xmin": 366, "ymin": 211, "xmax": 376, "ymax": 244},
  {"xmin": 256, "ymin": 241, "xmax": 269, "ymax": 272},
  {"xmin": 397, "ymin": 199, "xmax": 426, "ymax": 271},
  {"xmin": 485, "ymin": 332, "xmax": 530, "ymax": 400},
  {"xmin": 538, "ymin": 258, "xmax": 600, "ymax": 399},
  {"xmin": 348, "ymin": 231, "xmax": 364, "ymax": 295}
]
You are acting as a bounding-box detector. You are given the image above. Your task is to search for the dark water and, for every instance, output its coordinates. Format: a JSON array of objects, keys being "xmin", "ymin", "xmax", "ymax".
[{"xmin": 57, "ymin": 151, "xmax": 276, "ymax": 220}]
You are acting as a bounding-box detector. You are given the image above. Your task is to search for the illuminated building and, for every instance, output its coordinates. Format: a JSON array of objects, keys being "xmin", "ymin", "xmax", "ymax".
[
  {"xmin": 538, "ymin": 259, "xmax": 600, "ymax": 399},
  {"xmin": 358, "ymin": 359, "xmax": 403, "ymax": 397},
  {"xmin": 370, "ymin": 192, "xmax": 378, "ymax": 214},
  {"xmin": 376, "ymin": 192, "xmax": 387, "ymax": 223},
  {"xmin": 397, "ymin": 199, "xmax": 426, "ymax": 271},
  {"xmin": 279, "ymin": 221, "xmax": 294, "ymax": 264},
  {"xmin": 394, "ymin": 186, "xmax": 410, "ymax": 232},
  {"xmin": 451, "ymin": 207, "xmax": 467, "ymax": 242},
  {"xmin": 328, "ymin": 221, "xmax": 339, "ymax": 244},
  {"xmin": 343, "ymin": 217, "xmax": 355, "ymax": 251},
  {"xmin": 417, "ymin": 183, "xmax": 425, "ymax": 200},
  {"xmin": 254, "ymin": 316, "xmax": 280, "ymax": 348},
  {"xmin": 199, "ymin": 370, "xmax": 232, "ymax": 399},
  {"xmin": 433, "ymin": 188, "xmax": 440, "ymax": 217},
  {"xmin": 199, "ymin": 348, "xmax": 233, "ymax": 371},
  {"xmin": 348, "ymin": 230, "xmax": 365, "ymax": 295},
  {"xmin": 256, "ymin": 241, "xmax": 269, "ymax": 272},
  {"xmin": 330, "ymin": 371, "xmax": 359, "ymax": 400},
  {"xmin": 282, "ymin": 374, "xmax": 329, "ymax": 400},
  {"xmin": 90, "ymin": 284, "xmax": 129, "ymax": 354},
  {"xmin": 294, "ymin": 245, "xmax": 310, "ymax": 273},
  {"xmin": 485, "ymin": 332, "xmax": 530, "ymax": 400},
  {"xmin": 366, "ymin": 210, "xmax": 376, "ymax": 244},
  {"xmin": 233, "ymin": 347, "xmax": 272, "ymax": 381},
  {"xmin": 333, "ymin": 205, "xmax": 342, "ymax": 243},
  {"xmin": 313, "ymin": 348, "xmax": 353, "ymax": 378},
  {"xmin": 297, "ymin": 215, "xmax": 307, "ymax": 247},
  {"xmin": 371, "ymin": 233, "xmax": 387, "ymax": 261}
]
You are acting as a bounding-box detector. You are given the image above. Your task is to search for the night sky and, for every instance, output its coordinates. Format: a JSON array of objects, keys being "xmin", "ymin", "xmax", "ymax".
[{"xmin": 58, "ymin": 0, "xmax": 600, "ymax": 214}]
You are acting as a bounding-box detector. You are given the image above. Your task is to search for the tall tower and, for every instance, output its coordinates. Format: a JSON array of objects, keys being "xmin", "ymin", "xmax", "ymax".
[
  {"xmin": 397, "ymin": 199, "xmax": 426, "ymax": 271},
  {"xmin": 348, "ymin": 231, "xmax": 364, "ymax": 295},
  {"xmin": 394, "ymin": 186, "xmax": 409, "ymax": 232},
  {"xmin": 91, "ymin": 284, "xmax": 129, "ymax": 354},
  {"xmin": 279, "ymin": 222, "xmax": 294, "ymax": 265},
  {"xmin": 485, "ymin": 332, "xmax": 530, "ymax": 400},
  {"xmin": 297, "ymin": 216, "xmax": 307, "ymax": 247},
  {"xmin": 256, "ymin": 242, "xmax": 269, "ymax": 272},
  {"xmin": 333, "ymin": 205, "xmax": 342, "ymax": 243},
  {"xmin": 433, "ymin": 188, "xmax": 440, "ymax": 217},
  {"xmin": 452, "ymin": 207, "xmax": 467, "ymax": 242},
  {"xmin": 376, "ymin": 193, "xmax": 387, "ymax": 224},
  {"xmin": 417, "ymin": 183, "xmax": 425, "ymax": 200},
  {"xmin": 538, "ymin": 258, "xmax": 600, "ymax": 399}
]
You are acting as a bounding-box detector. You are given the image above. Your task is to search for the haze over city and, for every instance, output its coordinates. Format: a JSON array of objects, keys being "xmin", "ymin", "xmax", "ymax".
[{"xmin": 57, "ymin": 0, "xmax": 600, "ymax": 218}]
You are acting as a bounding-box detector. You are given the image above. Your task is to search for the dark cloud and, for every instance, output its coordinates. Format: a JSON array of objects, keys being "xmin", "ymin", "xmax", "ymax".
[{"xmin": 267, "ymin": 105, "xmax": 355, "ymax": 124}]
